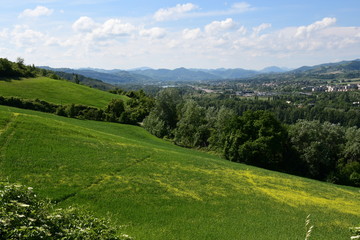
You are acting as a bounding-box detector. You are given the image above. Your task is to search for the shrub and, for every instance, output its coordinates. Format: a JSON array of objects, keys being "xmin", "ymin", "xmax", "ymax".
[{"xmin": 0, "ymin": 182, "xmax": 131, "ymax": 240}]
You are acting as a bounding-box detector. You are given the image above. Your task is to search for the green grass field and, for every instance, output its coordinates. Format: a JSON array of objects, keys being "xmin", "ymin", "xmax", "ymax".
[
  {"xmin": 0, "ymin": 105, "xmax": 359, "ymax": 240},
  {"xmin": 0, "ymin": 77, "xmax": 127, "ymax": 108}
]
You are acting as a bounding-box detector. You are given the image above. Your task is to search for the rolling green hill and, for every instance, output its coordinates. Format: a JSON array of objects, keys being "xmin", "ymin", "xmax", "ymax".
[
  {"xmin": 0, "ymin": 105, "xmax": 359, "ymax": 240},
  {"xmin": 0, "ymin": 77, "xmax": 128, "ymax": 108}
]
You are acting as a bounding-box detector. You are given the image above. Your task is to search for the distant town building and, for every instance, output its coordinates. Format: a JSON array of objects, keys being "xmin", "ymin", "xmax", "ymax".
[
  {"xmin": 312, "ymin": 84, "xmax": 359, "ymax": 92},
  {"xmin": 312, "ymin": 86, "xmax": 327, "ymax": 92}
]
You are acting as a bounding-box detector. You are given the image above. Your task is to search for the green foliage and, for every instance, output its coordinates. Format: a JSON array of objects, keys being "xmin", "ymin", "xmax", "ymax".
[
  {"xmin": 0, "ymin": 58, "xmax": 35, "ymax": 79},
  {"xmin": 193, "ymin": 91, "xmax": 360, "ymax": 127},
  {"xmin": 289, "ymin": 120, "xmax": 345, "ymax": 180},
  {"xmin": 0, "ymin": 58, "xmax": 65, "ymax": 80},
  {"xmin": 104, "ymin": 89, "xmax": 155, "ymax": 124},
  {"xmin": 0, "ymin": 93, "xmax": 152, "ymax": 127},
  {"xmin": 174, "ymin": 100, "xmax": 209, "ymax": 147},
  {"xmin": 73, "ymin": 74, "xmax": 80, "ymax": 84},
  {"xmin": 143, "ymin": 88, "xmax": 182, "ymax": 137},
  {"xmin": 142, "ymin": 111, "xmax": 168, "ymax": 137},
  {"xmin": 223, "ymin": 110, "xmax": 288, "ymax": 169},
  {"xmin": 0, "ymin": 95, "xmax": 105, "ymax": 121},
  {"xmin": 0, "ymin": 183, "xmax": 131, "ymax": 240},
  {"xmin": 143, "ymin": 88, "xmax": 359, "ymax": 186},
  {"xmin": 105, "ymin": 99, "xmax": 126, "ymax": 122},
  {"xmin": 208, "ymin": 106, "xmax": 237, "ymax": 150},
  {"xmin": 0, "ymin": 75, "xmax": 154, "ymax": 125},
  {"xmin": 337, "ymin": 127, "xmax": 360, "ymax": 186},
  {"xmin": 122, "ymin": 90, "xmax": 155, "ymax": 124}
]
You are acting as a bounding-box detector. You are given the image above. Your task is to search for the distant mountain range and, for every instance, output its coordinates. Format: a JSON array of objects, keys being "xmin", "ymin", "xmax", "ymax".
[
  {"xmin": 39, "ymin": 59, "xmax": 360, "ymax": 85},
  {"xmin": 290, "ymin": 59, "xmax": 360, "ymax": 74}
]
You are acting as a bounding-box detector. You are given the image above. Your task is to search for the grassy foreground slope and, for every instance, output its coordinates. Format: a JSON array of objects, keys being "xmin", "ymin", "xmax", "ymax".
[
  {"xmin": 0, "ymin": 77, "xmax": 127, "ymax": 108},
  {"xmin": 0, "ymin": 105, "xmax": 359, "ymax": 240}
]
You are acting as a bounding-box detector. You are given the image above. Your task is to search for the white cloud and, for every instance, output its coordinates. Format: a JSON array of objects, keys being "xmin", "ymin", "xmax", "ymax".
[
  {"xmin": 231, "ymin": 2, "xmax": 253, "ymax": 12},
  {"xmin": 19, "ymin": 6, "xmax": 54, "ymax": 18},
  {"xmin": 295, "ymin": 17, "xmax": 336, "ymax": 38},
  {"xmin": 183, "ymin": 28, "xmax": 201, "ymax": 40},
  {"xmin": 0, "ymin": 29, "xmax": 8, "ymax": 38},
  {"xmin": 252, "ymin": 23, "xmax": 271, "ymax": 36},
  {"xmin": 237, "ymin": 26, "xmax": 247, "ymax": 35},
  {"xmin": 140, "ymin": 27, "xmax": 167, "ymax": 39},
  {"xmin": 4, "ymin": 12, "xmax": 360, "ymax": 70},
  {"xmin": 71, "ymin": 17, "xmax": 137, "ymax": 40},
  {"xmin": 92, "ymin": 19, "xmax": 136, "ymax": 38},
  {"xmin": 205, "ymin": 18, "xmax": 237, "ymax": 34},
  {"xmin": 11, "ymin": 25, "xmax": 45, "ymax": 48},
  {"xmin": 45, "ymin": 37, "xmax": 61, "ymax": 47},
  {"xmin": 72, "ymin": 16, "xmax": 97, "ymax": 32},
  {"xmin": 154, "ymin": 3, "xmax": 199, "ymax": 21}
]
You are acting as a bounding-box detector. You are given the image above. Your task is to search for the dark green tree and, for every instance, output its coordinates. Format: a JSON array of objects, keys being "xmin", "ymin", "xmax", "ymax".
[
  {"xmin": 73, "ymin": 74, "xmax": 80, "ymax": 84},
  {"xmin": 337, "ymin": 126, "xmax": 360, "ymax": 186},
  {"xmin": 223, "ymin": 110, "xmax": 288, "ymax": 170},
  {"xmin": 143, "ymin": 88, "xmax": 182, "ymax": 138},
  {"xmin": 289, "ymin": 120, "xmax": 345, "ymax": 180},
  {"xmin": 174, "ymin": 100, "xmax": 209, "ymax": 147},
  {"xmin": 208, "ymin": 106, "xmax": 237, "ymax": 151},
  {"xmin": 105, "ymin": 99, "xmax": 125, "ymax": 122}
]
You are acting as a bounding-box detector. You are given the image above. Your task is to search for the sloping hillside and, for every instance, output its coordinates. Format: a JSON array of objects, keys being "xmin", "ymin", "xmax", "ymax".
[
  {"xmin": 0, "ymin": 105, "xmax": 358, "ymax": 240},
  {"xmin": 0, "ymin": 77, "xmax": 128, "ymax": 108},
  {"xmin": 292, "ymin": 59, "xmax": 360, "ymax": 74}
]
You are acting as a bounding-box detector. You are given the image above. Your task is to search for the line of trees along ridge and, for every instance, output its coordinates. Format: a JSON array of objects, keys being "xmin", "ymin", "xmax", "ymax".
[{"xmin": 0, "ymin": 88, "xmax": 154, "ymax": 126}]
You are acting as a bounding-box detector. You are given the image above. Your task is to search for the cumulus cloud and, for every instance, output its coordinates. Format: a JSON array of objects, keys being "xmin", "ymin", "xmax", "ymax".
[
  {"xmin": 295, "ymin": 17, "xmax": 336, "ymax": 38},
  {"xmin": 140, "ymin": 27, "xmax": 167, "ymax": 39},
  {"xmin": 11, "ymin": 25, "xmax": 45, "ymax": 48},
  {"xmin": 44, "ymin": 37, "xmax": 62, "ymax": 47},
  {"xmin": 237, "ymin": 26, "xmax": 247, "ymax": 35},
  {"xmin": 93, "ymin": 19, "xmax": 136, "ymax": 38},
  {"xmin": 183, "ymin": 28, "xmax": 201, "ymax": 40},
  {"xmin": 19, "ymin": 6, "xmax": 54, "ymax": 18},
  {"xmin": 72, "ymin": 16, "xmax": 97, "ymax": 32},
  {"xmin": 5, "ymin": 12, "xmax": 360, "ymax": 70},
  {"xmin": 252, "ymin": 23, "xmax": 271, "ymax": 36},
  {"xmin": 205, "ymin": 18, "xmax": 237, "ymax": 34},
  {"xmin": 71, "ymin": 17, "xmax": 137, "ymax": 39},
  {"xmin": 154, "ymin": 3, "xmax": 199, "ymax": 21}
]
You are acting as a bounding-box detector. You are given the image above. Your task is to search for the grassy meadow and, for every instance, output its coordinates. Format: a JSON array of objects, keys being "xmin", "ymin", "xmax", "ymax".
[
  {"xmin": 0, "ymin": 77, "xmax": 127, "ymax": 108},
  {"xmin": 0, "ymin": 104, "xmax": 359, "ymax": 239}
]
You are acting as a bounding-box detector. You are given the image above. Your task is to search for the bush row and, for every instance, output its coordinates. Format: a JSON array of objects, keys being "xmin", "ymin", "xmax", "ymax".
[{"xmin": 0, "ymin": 91, "xmax": 154, "ymax": 125}]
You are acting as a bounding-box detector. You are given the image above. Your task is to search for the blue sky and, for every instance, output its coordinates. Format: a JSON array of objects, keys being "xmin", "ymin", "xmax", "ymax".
[{"xmin": 1, "ymin": 0, "xmax": 360, "ymax": 70}]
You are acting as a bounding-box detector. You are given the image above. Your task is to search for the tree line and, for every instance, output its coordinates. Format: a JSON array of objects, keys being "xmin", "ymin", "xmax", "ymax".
[
  {"xmin": 193, "ymin": 91, "xmax": 360, "ymax": 127},
  {"xmin": 0, "ymin": 58, "xmax": 61, "ymax": 80},
  {"xmin": 0, "ymin": 89, "xmax": 154, "ymax": 125},
  {"xmin": 143, "ymin": 88, "xmax": 360, "ymax": 186}
]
